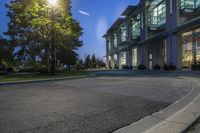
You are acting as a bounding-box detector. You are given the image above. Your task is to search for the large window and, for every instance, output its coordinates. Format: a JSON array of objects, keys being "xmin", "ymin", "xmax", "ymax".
[
  {"xmin": 113, "ymin": 54, "xmax": 118, "ymax": 67},
  {"xmin": 120, "ymin": 52, "xmax": 127, "ymax": 66},
  {"xmin": 131, "ymin": 14, "xmax": 140, "ymax": 40},
  {"xmin": 197, "ymin": 0, "xmax": 200, "ymax": 8},
  {"xmin": 120, "ymin": 25, "xmax": 127, "ymax": 42},
  {"xmin": 182, "ymin": 28, "xmax": 200, "ymax": 67},
  {"xmin": 147, "ymin": 0, "xmax": 166, "ymax": 28},
  {"xmin": 107, "ymin": 37, "xmax": 111, "ymax": 51},
  {"xmin": 113, "ymin": 34, "xmax": 118, "ymax": 48},
  {"xmin": 180, "ymin": 0, "xmax": 200, "ymax": 12},
  {"xmin": 132, "ymin": 48, "xmax": 138, "ymax": 67}
]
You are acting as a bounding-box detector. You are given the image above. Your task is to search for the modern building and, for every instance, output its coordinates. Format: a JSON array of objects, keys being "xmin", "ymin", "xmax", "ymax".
[{"xmin": 104, "ymin": 0, "xmax": 200, "ymax": 70}]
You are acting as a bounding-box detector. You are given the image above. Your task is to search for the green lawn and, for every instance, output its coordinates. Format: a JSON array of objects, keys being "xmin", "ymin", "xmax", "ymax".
[{"xmin": 0, "ymin": 70, "xmax": 91, "ymax": 83}]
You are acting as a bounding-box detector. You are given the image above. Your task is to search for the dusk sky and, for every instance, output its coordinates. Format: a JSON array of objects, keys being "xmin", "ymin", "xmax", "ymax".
[{"xmin": 0, "ymin": 0, "xmax": 139, "ymax": 60}]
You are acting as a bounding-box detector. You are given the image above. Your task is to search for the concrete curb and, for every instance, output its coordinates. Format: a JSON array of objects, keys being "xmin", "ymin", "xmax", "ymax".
[
  {"xmin": 114, "ymin": 77, "xmax": 200, "ymax": 133},
  {"xmin": 0, "ymin": 75, "xmax": 88, "ymax": 86}
]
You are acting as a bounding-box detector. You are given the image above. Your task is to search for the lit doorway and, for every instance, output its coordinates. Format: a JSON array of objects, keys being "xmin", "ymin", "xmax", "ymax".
[{"xmin": 182, "ymin": 28, "xmax": 200, "ymax": 68}]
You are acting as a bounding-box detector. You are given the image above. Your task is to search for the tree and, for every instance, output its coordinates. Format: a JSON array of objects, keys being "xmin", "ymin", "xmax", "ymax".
[
  {"xmin": 91, "ymin": 54, "xmax": 97, "ymax": 68},
  {"xmin": 0, "ymin": 36, "xmax": 15, "ymax": 67},
  {"xmin": 96, "ymin": 58, "xmax": 106, "ymax": 68},
  {"xmin": 84, "ymin": 55, "xmax": 91, "ymax": 69},
  {"xmin": 5, "ymin": 0, "xmax": 83, "ymax": 74},
  {"xmin": 75, "ymin": 59, "xmax": 84, "ymax": 70},
  {"xmin": 83, "ymin": 54, "xmax": 106, "ymax": 69}
]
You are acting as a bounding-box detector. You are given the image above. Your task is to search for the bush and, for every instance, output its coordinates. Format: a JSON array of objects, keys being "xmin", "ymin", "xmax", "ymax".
[
  {"xmin": 162, "ymin": 63, "xmax": 176, "ymax": 71},
  {"xmin": 114, "ymin": 64, "xmax": 119, "ymax": 69},
  {"xmin": 7, "ymin": 67, "xmax": 14, "ymax": 72},
  {"xmin": 191, "ymin": 64, "xmax": 200, "ymax": 71},
  {"xmin": 138, "ymin": 64, "xmax": 146, "ymax": 70},
  {"xmin": 122, "ymin": 65, "xmax": 129, "ymax": 69},
  {"xmin": 153, "ymin": 64, "xmax": 161, "ymax": 70},
  {"xmin": 0, "ymin": 64, "xmax": 6, "ymax": 71},
  {"xmin": 19, "ymin": 68, "xmax": 35, "ymax": 73},
  {"xmin": 38, "ymin": 67, "xmax": 49, "ymax": 74},
  {"xmin": 129, "ymin": 66, "xmax": 133, "ymax": 69}
]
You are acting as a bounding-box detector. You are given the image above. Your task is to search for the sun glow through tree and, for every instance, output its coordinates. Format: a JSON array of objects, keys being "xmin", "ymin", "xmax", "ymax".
[{"xmin": 48, "ymin": 0, "xmax": 57, "ymax": 6}]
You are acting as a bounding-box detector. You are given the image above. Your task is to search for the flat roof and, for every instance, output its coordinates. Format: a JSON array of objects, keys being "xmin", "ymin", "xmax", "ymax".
[
  {"xmin": 121, "ymin": 6, "xmax": 138, "ymax": 16},
  {"xmin": 103, "ymin": 17, "xmax": 126, "ymax": 37}
]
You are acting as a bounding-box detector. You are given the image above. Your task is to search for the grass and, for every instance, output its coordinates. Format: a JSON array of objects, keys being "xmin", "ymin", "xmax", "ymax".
[{"xmin": 0, "ymin": 70, "xmax": 92, "ymax": 83}]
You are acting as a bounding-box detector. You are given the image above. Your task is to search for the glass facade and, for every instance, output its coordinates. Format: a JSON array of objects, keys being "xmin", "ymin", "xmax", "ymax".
[
  {"xmin": 107, "ymin": 37, "xmax": 111, "ymax": 51},
  {"xmin": 132, "ymin": 48, "xmax": 138, "ymax": 67},
  {"xmin": 147, "ymin": 0, "xmax": 166, "ymax": 28},
  {"xmin": 120, "ymin": 25, "xmax": 127, "ymax": 42},
  {"xmin": 197, "ymin": 0, "xmax": 200, "ymax": 8},
  {"xmin": 120, "ymin": 52, "xmax": 127, "ymax": 66},
  {"xmin": 114, "ymin": 54, "xmax": 118, "ymax": 66},
  {"xmin": 180, "ymin": 0, "xmax": 200, "ymax": 12},
  {"xmin": 182, "ymin": 28, "xmax": 200, "ymax": 67},
  {"xmin": 131, "ymin": 14, "xmax": 141, "ymax": 40},
  {"xmin": 113, "ymin": 34, "xmax": 118, "ymax": 48}
]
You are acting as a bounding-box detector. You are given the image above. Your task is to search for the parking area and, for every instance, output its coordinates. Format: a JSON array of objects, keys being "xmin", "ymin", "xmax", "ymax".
[{"xmin": 0, "ymin": 76, "xmax": 192, "ymax": 133}]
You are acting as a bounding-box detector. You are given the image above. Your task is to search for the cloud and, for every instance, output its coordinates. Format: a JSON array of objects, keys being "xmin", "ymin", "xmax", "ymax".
[
  {"xmin": 97, "ymin": 17, "xmax": 108, "ymax": 44},
  {"xmin": 78, "ymin": 10, "xmax": 90, "ymax": 16}
]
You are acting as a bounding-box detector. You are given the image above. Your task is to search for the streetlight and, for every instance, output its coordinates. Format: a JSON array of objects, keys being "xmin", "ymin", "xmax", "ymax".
[{"xmin": 48, "ymin": 0, "xmax": 57, "ymax": 75}]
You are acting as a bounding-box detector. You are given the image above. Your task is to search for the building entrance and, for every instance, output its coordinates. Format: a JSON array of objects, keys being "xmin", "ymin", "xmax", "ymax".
[{"xmin": 182, "ymin": 28, "xmax": 200, "ymax": 68}]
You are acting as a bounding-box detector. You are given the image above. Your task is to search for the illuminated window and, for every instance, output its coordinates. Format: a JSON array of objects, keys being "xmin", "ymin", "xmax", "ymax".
[
  {"xmin": 147, "ymin": 0, "xmax": 166, "ymax": 28},
  {"xmin": 107, "ymin": 37, "xmax": 111, "ymax": 51},
  {"xmin": 180, "ymin": 0, "xmax": 200, "ymax": 12},
  {"xmin": 114, "ymin": 54, "xmax": 118, "ymax": 65},
  {"xmin": 120, "ymin": 52, "xmax": 127, "ymax": 65},
  {"xmin": 182, "ymin": 28, "xmax": 200, "ymax": 67},
  {"xmin": 120, "ymin": 25, "xmax": 127, "ymax": 42},
  {"xmin": 131, "ymin": 14, "xmax": 140, "ymax": 40},
  {"xmin": 113, "ymin": 34, "xmax": 118, "ymax": 48},
  {"xmin": 132, "ymin": 48, "xmax": 138, "ymax": 67},
  {"xmin": 196, "ymin": 0, "xmax": 200, "ymax": 8}
]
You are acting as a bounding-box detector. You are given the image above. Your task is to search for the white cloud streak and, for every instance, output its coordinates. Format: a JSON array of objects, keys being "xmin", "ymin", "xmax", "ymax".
[{"xmin": 78, "ymin": 10, "xmax": 90, "ymax": 16}]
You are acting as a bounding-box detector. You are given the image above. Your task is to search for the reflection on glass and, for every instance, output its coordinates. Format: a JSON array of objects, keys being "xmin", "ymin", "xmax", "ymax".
[
  {"xmin": 132, "ymin": 48, "xmax": 138, "ymax": 67},
  {"xmin": 182, "ymin": 28, "xmax": 200, "ymax": 67}
]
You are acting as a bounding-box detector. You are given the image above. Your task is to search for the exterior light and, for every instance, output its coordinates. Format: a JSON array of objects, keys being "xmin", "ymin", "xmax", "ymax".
[{"xmin": 48, "ymin": 0, "xmax": 57, "ymax": 6}]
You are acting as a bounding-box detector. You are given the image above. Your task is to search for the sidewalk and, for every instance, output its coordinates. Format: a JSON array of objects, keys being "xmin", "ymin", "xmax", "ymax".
[
  {"xmin": 114, "ymin": 77, "xmax": 200, "ymax": 133},
  {"xmin": 0, "ymin": 75, "xmax": 88, "ymax": 86},
  {"xmin": 185, "ymin": 117, "xmax": 200, "ymax": 133}
]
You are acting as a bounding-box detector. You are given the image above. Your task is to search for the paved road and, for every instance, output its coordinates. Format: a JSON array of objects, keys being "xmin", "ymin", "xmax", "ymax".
[{"xmin": 0, "ymin": 77, "xmax": 192, "ymax": 133}]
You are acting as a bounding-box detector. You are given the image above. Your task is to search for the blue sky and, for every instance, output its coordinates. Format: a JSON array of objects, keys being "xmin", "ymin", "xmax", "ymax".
[{"xmin": 0, "ymin": 0, "xmax": 139, "ymax": 60}]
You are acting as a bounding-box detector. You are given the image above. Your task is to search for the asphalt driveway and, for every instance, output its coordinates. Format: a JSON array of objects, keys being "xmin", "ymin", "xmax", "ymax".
[{"xmin": 0, "ymin": 77, "xmax": 192, "ymax": 133}]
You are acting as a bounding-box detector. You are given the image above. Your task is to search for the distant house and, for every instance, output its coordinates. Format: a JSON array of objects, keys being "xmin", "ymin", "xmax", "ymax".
[{"xmin": 104, "ymin": 0, "xmax": 200, "ymax": 70}]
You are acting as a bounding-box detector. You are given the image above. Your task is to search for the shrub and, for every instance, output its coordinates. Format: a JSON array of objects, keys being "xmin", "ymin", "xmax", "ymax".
[
  {"xmin": 122, "ymin": 65, "xmax": 129, "ymax": 69},
  {"xmin": 114, "ymin": 64, "xmax": 119, "ymax": 69},
  {"xmin": 7, "ymin": 67, "xmax": 14, "ymax": 72},
  {"xmin": 19, "ymin": 68, "xmax": 35, "ymax": 73},
  {"xmin": 138, "ymin": 64, "xmax": 146, "ymax": 70},
  {"xmin": 191, "ymin": 64, "xmax": 200, "ymax": 71},
  {"xmin": 0, "ymin": 64, "xmax": 6, "ymax": 71},
  {"xmin": 153, "ymin": 64, "xmax": 161, "ymax": 70},
  {"xmin": 129, "ymin": 66, "xmax": 133, "ymax": 69},
  {"xmin": 162, "ymin": 63, "xmax": 176, "ymax": 71},
  {"xmin": 38, "ymin": 67, "xmax": 49, "ymax": 74}
]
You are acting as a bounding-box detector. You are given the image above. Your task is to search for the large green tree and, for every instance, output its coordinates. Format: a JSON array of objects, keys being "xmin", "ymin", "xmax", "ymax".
[
  {"xmin": 0, "ymin": 36, "xmax": 15, "ymax": 67},
  {"xmin": 5, "ymin": 0, "xmax": 83, "ymax": 73}
]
